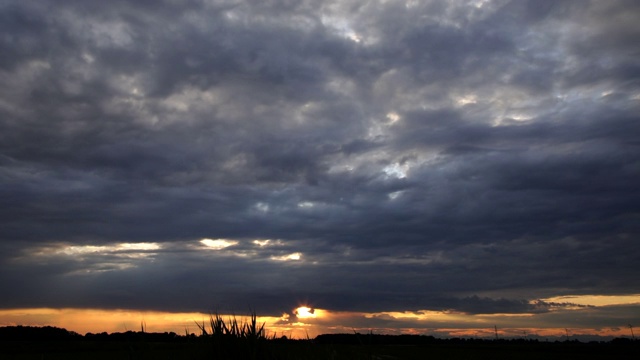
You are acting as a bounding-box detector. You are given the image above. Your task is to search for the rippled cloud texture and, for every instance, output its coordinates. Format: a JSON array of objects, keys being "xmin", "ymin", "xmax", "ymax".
[{"xmin": 1, "ymin": 0, "xmax": 639, "ymax": 334}]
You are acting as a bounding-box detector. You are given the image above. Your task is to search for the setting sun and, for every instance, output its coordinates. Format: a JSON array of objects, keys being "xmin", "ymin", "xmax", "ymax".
[{"xmin": 294, "ymin": 307, "xmax": 316, "ymax": 319}]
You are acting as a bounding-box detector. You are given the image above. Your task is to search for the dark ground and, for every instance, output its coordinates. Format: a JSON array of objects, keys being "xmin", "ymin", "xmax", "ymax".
[{"xmin": 1, "ymin": 326, "xmax": 638, "ymax": 359}]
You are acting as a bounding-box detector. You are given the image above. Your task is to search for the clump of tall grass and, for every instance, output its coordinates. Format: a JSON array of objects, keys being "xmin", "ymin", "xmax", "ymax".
[
  {"xmin": 193, "ymin": 311, "xmax": 371, "ymax": 360},
  {"xmin": 195, "ymin": 310, "xmax": 268, "ymax": 360}
]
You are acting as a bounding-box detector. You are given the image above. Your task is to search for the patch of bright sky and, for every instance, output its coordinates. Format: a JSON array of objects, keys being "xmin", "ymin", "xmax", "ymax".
[
  {"xmin": 365, "ymin": 112, "xmax": 399, "ymax": 141},
  {"xmin": 271, "ymin": 252, "xmax": 302, "ymax": 261},
  {"xmin": 254, "ymin": 202, "xmax": 270, "ymax": 213},
  {"xmin": 86, "ymin": 20, "xmax": 134, "ymax": 48},
  {"xmin": 253, "ymin": 239, "xmax": 270, "ymax": 247},
  {"xmin": 28, "ymin": 238, "xmax": 307, "ymax": 265},
  {"xmin": 192, "ymin": 238, "xmax": 299, "ymax": 260},
  {"xmin": 288, "ymin": 102, "xmax": 316, "ymax": 126},
  {"xmin": 81, "ymin": 52, "xmax": 95, "ymax": 64},
  {"xmin": 327, "ymin": 146, "xmax": 429, "ymax": 182},
  {"xmin": 383, "ymin": 162, "xmax": 409, "ymax": 179},
  {"xmin": 112, "ymin": 74, "xmax": 145, "ymax": 97},
  {"xmin": 199, "ymin": 238, "xmax": 238, "ymax": 250},
  {"xmin": 29, "ymin": 243, "xmax": 161, "ymax": 258},
  {"xmin": 388, "ymin": 190, "xmax": 403, "ymax": 200},
  {"xmin": 325, "ymin": 75, "xmax": 357, "ymax": 98},
  {"xmin": 254, "ymin": 239, "xmax": 285, "ymax": 247},
  {"xmin": 553, "ymin": 83, "xmax": 625, "ymax": 105},
  {"xmin": 160, "ymin": 86, "xmax": 221, "ymax": 115},
  {"xmin": 508, "ymin": 112, "xmax": 536, "ymax": 121},
  {"xmin": 483, "ymin": 87, "xmax": 550, "ymax": 126},
  {"xmin": 360, "ymin": 310, "xmax": 493, "ymax": 327},
  {"xmin": 27, "ymin": 59, "xmax": 51, "ymax": 71},
  {"xmin": 118, "ymin": 243, "xmax": 161, "ymax": 251},
  {"xmin": 470, "ymin": 0, "xmax": 493, "ymax": 8},
  {"xmin": 404, "ymin": 0, "xmax": 501, "ymax": 30},
  {"xmin": 454, "ymin": 94, "xmax": 478, "ymax": 106},
  {"xmin": 541, "ymin": 294, "xmax": 640, "ymax": 307},
  {"xmin": 386, "ymin": 112, "xmax": 400, "ymax": 123},
  {"xmin": 320, "ymin": 14, "xmax": 362, "ymax": 43},
  {"xmin": 297, "ymin": 201, "xmax": 316, "ymax": 208},
  {"xmin": 19, "ymin": 243, "xmax": 162, "ymax": 273}
]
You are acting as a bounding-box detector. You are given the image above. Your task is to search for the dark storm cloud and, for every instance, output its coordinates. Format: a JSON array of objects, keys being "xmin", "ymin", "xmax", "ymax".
[{"xmin": 1, "ymin": 0, "xmax": 639, "ymax": 318}]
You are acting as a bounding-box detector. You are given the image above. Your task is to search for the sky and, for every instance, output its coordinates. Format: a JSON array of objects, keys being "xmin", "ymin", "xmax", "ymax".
[{"xmin": 1, "ymin": 0, "xmax": 639, "ymax": 339}]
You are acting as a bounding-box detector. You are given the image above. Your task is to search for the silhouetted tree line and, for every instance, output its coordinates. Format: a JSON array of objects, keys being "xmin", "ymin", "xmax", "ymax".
[
  {"xmin": 314, "ymin": 333, "xmax": 640, "ymax": 346},
  {"xmin": 315, "ymin": 333, "xmax": 437, "ymax": 345},
  {"xmin": 84, "ymin": 330, "xmax": 184, "ymax": 342},
  {"xmin": 0, "ymin": 326, "xmax": 81, "ymax": 341},
  {"xmin": 0, "ymin": 326, "xmax": 184, "ymax": 343},
  {"xmin": 1, "ymin": 326, "xmax": 639, "ymax": 347}
]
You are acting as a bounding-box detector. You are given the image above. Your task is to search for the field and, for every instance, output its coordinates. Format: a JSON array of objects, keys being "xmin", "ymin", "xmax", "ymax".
[
  {"xmin": 2, "ymin": 338, "xmax": 639, "ymax": 360},
  {"xmin": 1, "ymin": 323, "xmax": 638, "ymax": 359}
]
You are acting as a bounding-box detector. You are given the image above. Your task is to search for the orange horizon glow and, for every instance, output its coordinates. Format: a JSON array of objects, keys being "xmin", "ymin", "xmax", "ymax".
[
  {"xmin": 540, "ymin": 294, "xmax": 640, "ymax": 307},
  {"xmin": 0, "ymin": 306, "xmax": 636, "ymax": 340}
]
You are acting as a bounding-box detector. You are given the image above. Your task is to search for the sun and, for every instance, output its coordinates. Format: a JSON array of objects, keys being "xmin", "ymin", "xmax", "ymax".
[{"xmin": 294, "ymin": 306, "xmax": 316, "ymax": 319}]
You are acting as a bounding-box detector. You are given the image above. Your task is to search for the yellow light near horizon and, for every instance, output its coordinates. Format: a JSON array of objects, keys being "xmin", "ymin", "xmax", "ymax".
[
  {"xmin": 295, "ymin": 307, "xmax": 316, "ymax": 319},
  {"xmin": 0, "ymin": 308, "xmax": 204, "ymax": 335},
  {"xmin": 541, "ymin": 294, "xmax": 640, "ymax": 307},
  {"xmin": 1, "ymin": 307, "xmax": 636, "ymax": 340},
  {"xmin": 0, "ymin": 308, "xmax": 286, "ymax": 336}
]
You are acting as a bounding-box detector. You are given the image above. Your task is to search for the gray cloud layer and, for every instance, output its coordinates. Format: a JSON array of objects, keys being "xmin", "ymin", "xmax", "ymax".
[{"xmin": 1, "ymin": 0, "xmax": 639, "ymax": 319}]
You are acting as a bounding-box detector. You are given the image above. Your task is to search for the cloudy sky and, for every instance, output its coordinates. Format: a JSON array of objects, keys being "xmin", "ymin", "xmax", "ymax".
[{"xmin": 1, "ymin": 0, "xmax": 639, "ymax": 338}]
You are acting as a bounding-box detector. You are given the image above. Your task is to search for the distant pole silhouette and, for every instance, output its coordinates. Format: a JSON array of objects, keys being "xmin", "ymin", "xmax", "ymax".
[
  {"xmin": 494, "ymin": 325, "xmax": 498, "ymax": 340},
  {"xmin": 565, "ymin": 328, "xmax": 570, "ymax": 341},
  {"xmin": 630, "ymin": 324, "xmax": 636, "ymax": 340}
]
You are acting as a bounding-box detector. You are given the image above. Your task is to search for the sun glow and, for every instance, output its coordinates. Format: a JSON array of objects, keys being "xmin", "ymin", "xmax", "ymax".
[{"xmin": 294, "ymin": 307, "xmax": 316, "ymax": 319}]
